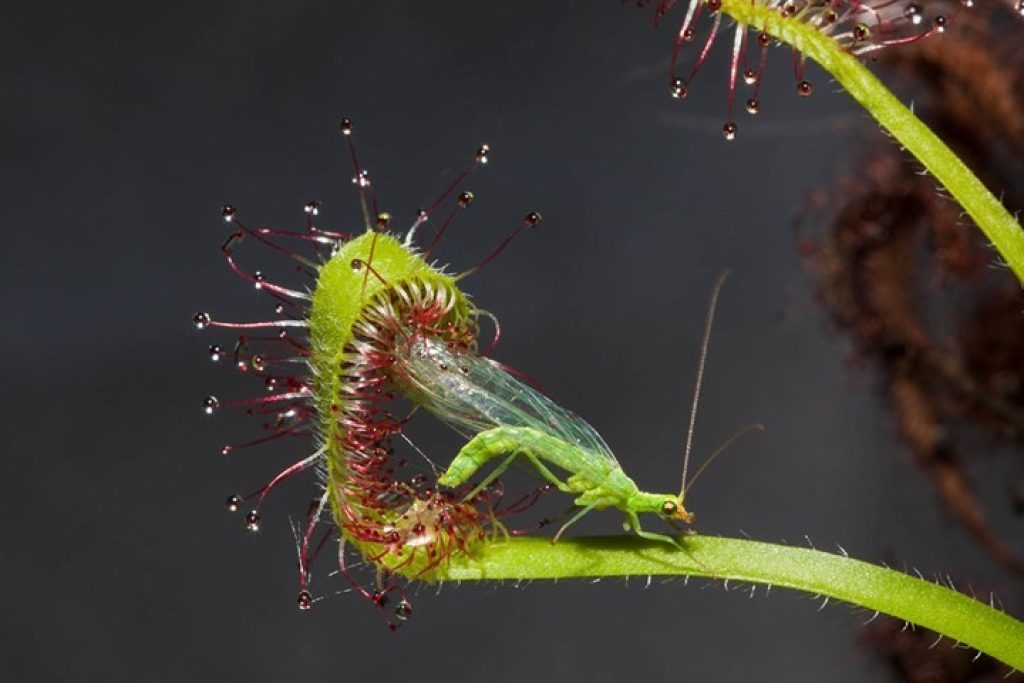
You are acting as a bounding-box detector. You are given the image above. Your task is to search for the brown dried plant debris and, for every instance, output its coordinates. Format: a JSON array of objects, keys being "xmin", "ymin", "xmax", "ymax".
[{"xmin": 807, "ymin": 8, "xmax": 1024, "ymax": 580}]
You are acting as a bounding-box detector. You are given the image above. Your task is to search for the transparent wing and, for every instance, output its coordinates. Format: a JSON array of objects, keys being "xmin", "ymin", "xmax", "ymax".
[{"xmin": 392, "ymin": 334, "xmax": 619, "ymax": 466}]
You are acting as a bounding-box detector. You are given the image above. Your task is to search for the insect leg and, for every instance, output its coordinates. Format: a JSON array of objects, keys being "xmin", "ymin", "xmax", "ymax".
[
  {"xmin": 457, "ymin": 451, "xmax": 520, "ymax": 503},
  {"xmin": 519, "ymin": 451, "xmax": 574, "ymax": 494},
  {"xmin": 626, "ymin": 510, "xmax": 685, "ymax": 549},
  {"xmin": 552, "ymin": 502, "xmax": 601, "ymax": 544}
]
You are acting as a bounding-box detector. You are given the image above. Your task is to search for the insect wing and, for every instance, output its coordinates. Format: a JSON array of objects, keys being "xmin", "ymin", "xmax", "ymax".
[{"xmin": 393, "ymin": 335, "xmax": 620, "ymax": 466}]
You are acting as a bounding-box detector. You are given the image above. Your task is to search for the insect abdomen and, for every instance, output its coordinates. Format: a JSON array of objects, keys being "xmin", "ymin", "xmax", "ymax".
[{"xmin": 440, "ymin": 426, "xmax": 603, "ymax": 488}]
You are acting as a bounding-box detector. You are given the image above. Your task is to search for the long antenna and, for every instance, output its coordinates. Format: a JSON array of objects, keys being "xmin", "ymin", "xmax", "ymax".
[
  {"xmin": 679, "ymin": 269, "xmax": 731, "ymax": 496},
  {"xmin": 683, "ymin": 422, "xmax": 764, "ymax": 497}
]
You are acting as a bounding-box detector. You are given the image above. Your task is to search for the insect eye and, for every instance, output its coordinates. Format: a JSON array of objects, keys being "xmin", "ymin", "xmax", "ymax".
[{"xmin": 660, "ymin": 500, "xmax": 678, "ymax": 516}]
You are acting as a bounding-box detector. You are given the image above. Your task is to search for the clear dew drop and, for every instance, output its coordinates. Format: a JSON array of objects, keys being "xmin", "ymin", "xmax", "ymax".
[
  {"xmin": 524, "ymin": 211, "xmax": 543, "ymax": 228},
  {"xmin": 457, "ymin": 191, "xmax": 475, "ymax": 208},
  {"xmin": 297, "ymin": 590, "xmax": 313, "ymax": 610},
  {"xmin": 208, "ymin": 344, "xmax": 223, "ymax": 362},
  {"xmin": 203, "ymin": 396, "xmax": 220, "ymax": 415},
  {"xmin": 394, "ymin": 599, "xmax": 413, "ymax": 622},
  {"xmin": 475, "ymin": 144, "xmax": 490, "ymax": 164},
  {"xmin": 745, "ymin": 98, "xmax": 760, "ymax": 115},
  {"xmin": 245, "ymin": 510, "xmax": 261, "ymax": 532},
  {"xmin": 903, "ymin": 3, "xmax": 923, "ymax": 25},
  {"xmin": 226, "ymin": 494, "xmax": 242, "ymax": 511},
  {"xmin": 722, "ymin": 122, "xmax": 738, "ymax": 141},
  {"xmin": 797, "ymin": 80, "xmax": 813, "ymax": 97},
  {"xmin": 193, "ymin": 312, "xmax": 211, "ymax": 329}
]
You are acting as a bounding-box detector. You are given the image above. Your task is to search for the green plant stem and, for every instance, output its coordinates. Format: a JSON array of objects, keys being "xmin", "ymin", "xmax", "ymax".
[
  {"xmin": 439, "ymin": 535, "xmax": 1024, "ymax": 671},
  {"xmin": 719, "ymin": 0, "xmax": 1024, "ymax": 284}
]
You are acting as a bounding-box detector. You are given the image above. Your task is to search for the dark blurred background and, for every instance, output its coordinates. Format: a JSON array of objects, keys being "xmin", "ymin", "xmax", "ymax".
[{"xmin": 3, "ymin": 1, "xmax": 1021, "ymax": 681}]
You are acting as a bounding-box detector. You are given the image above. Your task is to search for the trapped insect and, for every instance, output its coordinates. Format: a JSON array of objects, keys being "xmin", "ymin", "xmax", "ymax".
[{"xmin": 194, "ymin": 119, "xmax": 750, "ymax": 624}]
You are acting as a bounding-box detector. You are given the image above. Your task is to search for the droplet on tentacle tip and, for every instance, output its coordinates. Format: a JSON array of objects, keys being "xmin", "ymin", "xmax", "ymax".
[
  {"xmin": 244, "ymin": 510, "xmax": 261, "ymax": 532},
  {"xmin": 350, "ymin": 258, "xmax": 364, "ymax": 272},
  {"xmin": 193, "ymin": 312, "xmax": 212, "ymax": 329},
  {"xmin": 671, "ymin": 77, "xmax": 688, "ymax": 99},
  {"xmin": 797, "ymin": 80, "xmax": 813, "ymax": 97},
  {"xmin": 394, "ymin": 599, "xmax": 413, "ymax": 622},
  {"xmin": 202, "ymin": 396, "xmax": 220, "ymax": 415},
  {"xmin": 253, "ymin": 271, "xmax": 264, "ymax": 290},
  {"xmin": 524, "ymin": 211, "xmax": 542, "ymax": 228},
  {"xmin": 221, "ymin": 204, "xmax": 236, "ymax": 222},
  {"xmin": 722, "ymin": 122, "xmax": 738, "ymax": 141},
  {"xmin": 297, "ymin": 590, "xmax": 313, "ymax": 610},
  {"xmin": 707, "ymin": 0, "xmax": 721, "ymax": 11},
  {"xmin": 304, "ymin": 200, "xmax": 319, "ymax": 215},
  {"xmin": 220, "ymin": 444, "xmax": 233, "ymax": 455},
  {"xmin": 745, "ymin": 98, "xmax": 760, "ymax": 115},
  {"xmin": 742, "ymin": 68, "xmax": 757, "ymax": 86},
  {"xmin": 376, "ymin": 212, "xmax": 391, "ymax": 230},
  {"xmin": 903, "ymin": 3, "xmax": 923, "ymax": 25},
  {"xmin": 340, "ymin": 117, "xmax": 353, "ymax": 135},
  {"xmin": 226, "ymin": 494, "xmax": 242, "ymax": 512},
  {"xmin": 208, "ymin": 344, "xmax": 223, "ymax": 362},
  {"xmin": 457, "ymin": 191, "xmax": 474, "ymax": 208},
  {"xmin": 475, "ymin": 144, "xmax": 490, "ymax": 164},
  {"xmin": 932, "ymin": 15, "xmax": 947, "ymax": 32}
]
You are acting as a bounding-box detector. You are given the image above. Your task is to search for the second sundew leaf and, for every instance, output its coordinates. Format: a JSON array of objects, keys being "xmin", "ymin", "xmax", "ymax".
[{"xmin": 645, "ymin": 0, "xmax": 1024, "ymax": 283}]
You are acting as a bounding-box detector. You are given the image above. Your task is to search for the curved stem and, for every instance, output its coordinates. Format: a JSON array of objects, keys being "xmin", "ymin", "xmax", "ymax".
[
  {"xmin": 439, "ymin": 535, "xmax": 1024, "ymax": 671},
  {"xmin": 719, "ymin": 0, "xmax": 1024, "ymax": 284}
]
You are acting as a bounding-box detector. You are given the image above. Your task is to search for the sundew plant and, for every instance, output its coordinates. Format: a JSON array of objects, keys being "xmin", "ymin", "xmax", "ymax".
[{"xmin": 194, "ymin": 0, "xmax": 1024, "ymax": 673}]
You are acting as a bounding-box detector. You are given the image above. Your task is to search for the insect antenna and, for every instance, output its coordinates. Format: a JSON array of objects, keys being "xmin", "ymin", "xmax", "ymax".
[
  {"xmin": 679, "ymin": 269, "xmax": 731, "ymax": 497},
  {"xmin": 682, "ymin": 422, "xmax": 765, "ymax": 497}
]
